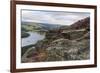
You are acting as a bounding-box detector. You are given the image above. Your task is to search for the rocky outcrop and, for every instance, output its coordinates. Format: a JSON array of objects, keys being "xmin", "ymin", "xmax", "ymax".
[{"xmin": 45, "ymin": 38, "xmax": 90, "ymax": 61}]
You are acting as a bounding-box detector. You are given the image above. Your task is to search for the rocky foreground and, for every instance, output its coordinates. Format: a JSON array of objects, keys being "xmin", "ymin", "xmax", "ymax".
[{"xmin": 21, "ymin": 17, "xmax": 90, "ymax": 63}]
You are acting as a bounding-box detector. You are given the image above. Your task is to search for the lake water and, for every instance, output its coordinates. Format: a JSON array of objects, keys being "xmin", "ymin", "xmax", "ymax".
[{"xmin": 21, "ymin": 32, "xmax": 45, "ymax": 47}]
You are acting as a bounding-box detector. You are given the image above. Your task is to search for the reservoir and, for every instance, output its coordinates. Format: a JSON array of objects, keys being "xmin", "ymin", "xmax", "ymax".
[{"xmin": 21, "ymin": 32, "xmax": 45, "ymax": 47}]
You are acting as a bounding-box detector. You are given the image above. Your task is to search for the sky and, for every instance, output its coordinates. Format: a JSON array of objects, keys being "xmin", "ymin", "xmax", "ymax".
[{"xmin": 21, "ymin": 10, "xmax": 90, "ymax": 25}]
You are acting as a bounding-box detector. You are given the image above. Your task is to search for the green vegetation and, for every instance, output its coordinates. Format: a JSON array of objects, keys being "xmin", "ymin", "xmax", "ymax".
[
  {"xmin": 21, "ymin": 31, "xmax": 30, "ymax": 38},
  {"xmin": 21, "ymin": 22, "xmax": 42, "ymax": 32},
  {"xmin": 21, "ymin": 44, "xmax": 34, "ymax": 57}
]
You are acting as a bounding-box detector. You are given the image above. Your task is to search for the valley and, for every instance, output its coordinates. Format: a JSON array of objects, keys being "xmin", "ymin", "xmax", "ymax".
[{"xmin": 21, "ymin": 17, "xmax": 90, "ymax": 63}]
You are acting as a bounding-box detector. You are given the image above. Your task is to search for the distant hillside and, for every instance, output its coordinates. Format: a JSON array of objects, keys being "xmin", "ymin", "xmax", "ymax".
[{"xmin": 21, "ymin": 22, "xmax": 62, "ymax": 30}]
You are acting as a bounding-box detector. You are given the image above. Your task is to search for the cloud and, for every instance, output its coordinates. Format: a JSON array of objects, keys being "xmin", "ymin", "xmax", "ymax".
[{"xmin": 22, "ymin": 10, "xmax": 90, "ymax": 25}]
